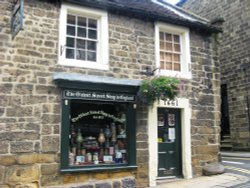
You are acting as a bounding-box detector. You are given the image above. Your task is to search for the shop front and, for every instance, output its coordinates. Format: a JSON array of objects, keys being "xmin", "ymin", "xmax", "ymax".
[{"xmin": 53, "ymin": 73, "xmax": 140, "ymax": 173}]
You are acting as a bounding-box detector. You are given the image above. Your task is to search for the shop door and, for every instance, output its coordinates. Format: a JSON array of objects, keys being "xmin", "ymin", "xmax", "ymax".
[{"xmin": 157, "ymin": 108, "xmax": 182, "ymax": 177}]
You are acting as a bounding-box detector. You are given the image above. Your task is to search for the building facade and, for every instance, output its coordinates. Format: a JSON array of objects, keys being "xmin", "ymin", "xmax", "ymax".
[
  {"xmin": 0, "ymin": 0, "xmax": 221, "ymax": 187},
  {"xmin": 180, "ymin": 0, "xmax": 250, "ymax": 151}
]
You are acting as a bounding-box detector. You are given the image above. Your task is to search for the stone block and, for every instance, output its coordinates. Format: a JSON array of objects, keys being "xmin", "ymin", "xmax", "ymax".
[
  {"xmin": 41, "ymin": 136, "xmax": 59, "ymax": 152},
  {"xmin": 63, "ymin": 174, "xmax": 77, "ymax": 184},
  {"xmin": 122, "ymin": 177, "xmax": 135, "ymax": 188},
  {"xmin": 95, "ymin": 182, "xmax": 111, "ymax": 188},
  {"xmin": 6, "ymin": 106, "xmax": 33, "ymax": 117},
  {"xmin": 202, "ymin": 163, "xmax": 225, "ymax": 176},
  {"xmin": 193, "ymin": 145, "xmax": 219, "ymax": 155},
  {"xmin": 0, "ymin": 166, "xmax": 4, "ymax": 183},
  {"xmin": 77, "ymin": 174, "xmax": 90, "ymax": 182},
  {"xmin": 37, "ymin": 153, "xmax": 56, "ymax": 163},
  {"xmin": 92, "ymin": 172, "xmax": 109, "ymax": 180},
  {"xmin": 113, "ymin": 181, "xmax": 121, "ymax": 188},
  {"xmin": 41, "ymin": 164, "xmax": 58, "ymax": 175},
  {"xmin": 17, "ymin": 49, "xmax": 42, "ymax": 57},
  {"xmin": 14, "ymin": 183, "xmax": 39, "ymax": 188},
  {"xmin": 10, "ymin": 142, "xmax": 33, "ymax": 153},
  {"xmin": 6, "ymin": 165, "xmax": 39, "ymax": 183},
  {"xmin": 17, "ymin": 154, "xmax": 38, "ymax": 165},
  {"xmin": 0, "ymin": 84, "xmax": 12, "ymax": 94},
  {"xmin": 1, "ymin": 132, "xmax": 39, "ymax": 141},
  {"xmin": 41, "ymin": 114, "xmax": 60, "ymax": 124},
  {"xmin": 0, "ymin": 155, "xmax": 16, "ymax": 166},
  {"xmin": 0, "ymin": 141, "xmax": 8, "ymax": 154},
  {"xmin": 41, "ymin": 175, "xmax": 61, "ymax": 186},
  {"xmin": 110, "ymin": 171, "xmax": 133, "ymax": 179}
]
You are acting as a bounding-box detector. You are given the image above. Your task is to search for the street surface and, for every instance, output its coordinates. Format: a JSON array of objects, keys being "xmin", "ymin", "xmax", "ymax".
[{"xmin": 222, "ymin": 156, "xmax": 250, "ymax": 187}]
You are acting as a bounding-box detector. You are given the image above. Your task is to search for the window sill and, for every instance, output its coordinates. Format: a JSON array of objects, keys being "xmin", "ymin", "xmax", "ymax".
[
  {"xmin": 58, "ymin": 59, "xmax": 109, "ymax": 70},
  {"xmin": 157, "ymin": 70, "xmax": 192, "ymax": 80},
  {"xmin": 60, "ymin": 165, "xmax": 138, "ymax": 173}
]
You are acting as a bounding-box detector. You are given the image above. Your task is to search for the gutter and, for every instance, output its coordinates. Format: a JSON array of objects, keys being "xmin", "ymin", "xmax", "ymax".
[{"xmin": 62, "ymin": 0, "xmax": 221, "ymax": 33}]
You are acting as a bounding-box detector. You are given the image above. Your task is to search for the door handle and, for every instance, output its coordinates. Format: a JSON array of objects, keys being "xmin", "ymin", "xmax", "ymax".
[
  {"xmin": 169, "ymin": 151, "xmax": 174, "ymax": 154},
  {"xmin": 158, "ymin": 151, "xmax": 167, "ymax": 154}
]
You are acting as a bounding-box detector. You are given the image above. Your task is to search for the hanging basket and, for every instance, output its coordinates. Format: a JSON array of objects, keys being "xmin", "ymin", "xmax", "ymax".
[{"xmin": 137, "ymin": 76, "xmax": 179, "ymax": 105}]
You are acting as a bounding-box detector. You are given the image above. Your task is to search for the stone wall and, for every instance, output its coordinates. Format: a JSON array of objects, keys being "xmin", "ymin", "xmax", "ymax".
[
  {"xmin": 181, "ymin": 0, "xmax": 250, "ymax": 150},
  {"xmin": 0, "ymin": 0, "xmax": 220, "ymax": 187}
]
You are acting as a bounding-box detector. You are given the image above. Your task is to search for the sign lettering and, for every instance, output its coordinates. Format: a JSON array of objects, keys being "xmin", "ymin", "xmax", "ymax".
[{"xmin": 63, "ymin": 90, "xmax": 135, "ymax": 102}]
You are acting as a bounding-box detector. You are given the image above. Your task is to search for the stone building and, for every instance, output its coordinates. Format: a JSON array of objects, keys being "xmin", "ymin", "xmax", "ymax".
[
  {"xmin": 0, "ymin": 0, "xmax": 221, "ymax": 187},
  {"xmin": 180, "ymin": 0, "xmax": 250, "ymax": 151}
]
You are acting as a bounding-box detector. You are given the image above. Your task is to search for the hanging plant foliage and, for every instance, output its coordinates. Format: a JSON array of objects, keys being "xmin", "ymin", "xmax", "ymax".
[{"xmin": 138, "ymin": 76, "xmax": 180, "ymax": 105}]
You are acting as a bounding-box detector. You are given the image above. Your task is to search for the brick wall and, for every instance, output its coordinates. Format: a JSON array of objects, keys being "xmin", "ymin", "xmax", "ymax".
[
  {"xmin": 0, "ymin": 0, "xmax": 220, "ymax": 187},
  {"xmin": 181, "ymin": 0, "xmax": 250, "ymax": 150}
]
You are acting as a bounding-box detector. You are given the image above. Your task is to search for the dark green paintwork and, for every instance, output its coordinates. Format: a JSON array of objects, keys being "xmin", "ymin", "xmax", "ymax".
[
  {"xmin": 57, "ymin": 80, "xmax": 138, "ymax": 173},
  {"xmin": 157, "ymin": 108, "xmax": 182, "ymax": 177}
]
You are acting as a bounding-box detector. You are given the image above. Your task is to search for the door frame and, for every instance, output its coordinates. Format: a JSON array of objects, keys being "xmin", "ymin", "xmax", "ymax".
[
  {"xmin": 157, "ymin": 108, "xmax": 182, "ymax": 177},
  {"xmin": 148, "ymin": 98, "xmax": 192, "ymax": 186}
]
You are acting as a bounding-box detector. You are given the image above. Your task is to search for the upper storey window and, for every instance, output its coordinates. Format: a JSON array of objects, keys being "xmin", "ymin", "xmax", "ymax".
[
  {"xmin": 159, "ymin": 32, "xmax": 181, "ymax": 71},
  {"xmin": 155, "ymin": 23, "xmax": 191, "ymax": 79},
  {"xmin": 59, "ymin": 4, "xmax": 108, "ymax": 70}
]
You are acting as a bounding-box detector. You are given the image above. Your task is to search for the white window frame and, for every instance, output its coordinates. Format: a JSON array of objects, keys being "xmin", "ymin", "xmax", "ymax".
[
  {"xmin": 59, "ymin": 4, "xmax": 109, "ymax": 70},
  {"xmin": 155, "ymin": 22, "xmax": 191, "ymax": 79}
]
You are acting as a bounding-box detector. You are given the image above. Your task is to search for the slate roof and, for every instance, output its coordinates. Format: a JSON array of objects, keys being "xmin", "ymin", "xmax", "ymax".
[{"xmin": 62, "ymin": 0, "xmax": 221, "ymax": 33}]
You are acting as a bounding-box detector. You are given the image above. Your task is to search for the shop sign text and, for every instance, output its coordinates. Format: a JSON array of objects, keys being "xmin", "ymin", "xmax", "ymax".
[{"xmin": 63, "ymin": 90, "xmax": 135, "ymax": 102}]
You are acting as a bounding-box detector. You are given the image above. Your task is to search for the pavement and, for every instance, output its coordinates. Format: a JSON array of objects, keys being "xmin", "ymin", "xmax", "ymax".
[{"xmin": 150, "ymin": 151, "xmax": 250, "ymax": 188}]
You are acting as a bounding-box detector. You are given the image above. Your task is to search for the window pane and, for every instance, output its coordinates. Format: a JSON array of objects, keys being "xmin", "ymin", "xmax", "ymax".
[
  {"xmin": 78, "ymin": 16, "xmax": 87, "ymax": 27},
  {"xmin": 174, "ymin": 63, "xmax": 180, "ymax": 71},
  {"xmin": 160, "ymin": 52, "xmax": 164, "ymax": 61},
  {"xmin": 165, "ymin": 33, "xmax": 172, "ymax": 41},
  {"xmin": 87, "ymin": 41, "xmax": 96, "ymax": 51},
  {"xmin": 77, "ymin": 27, "xmax": 86, "ymax": 37},
  {"xmin": 173, "ymin": 54, "xmax": 180, "ymax": 62},
  {"xmin": 66, "ymin": 48, "xmax": 74, "ymax": 59},
  {"xmin": 174, "ymin": 44, "xmax": 180, "ymax": 52},
  {"xmin": 67, "ymin": 26, "xmax": 75, "ymax": 36},
  {"xmin": 87, "ymin": 51, "xmax": 96, "ymax": 61},
  {"xmin": 160, "ymin": 41, "xmax": 165, "ymax": 50},
  {"xmin": 165, "ymin": 53, "xmax": 172, "ymax": 61},
  {"xmin": 160, "ymin": 32, "xmax": 164, "ymax": 40},
  {"xmin": 88, "ymin": 29, "xmax": 97, "ymax": 39},
  {"xmin": 174, "ymin": 35, "xmax": 180, "ymax": 43},
  {"xmin": 76, "ymin": 50, "xmax": 86, "ymax": 60},
  {"xmin": 77, "ymin": 39, "xmax": 86, "ymax": 49},
  {"xmin": 67, "ymin": 15, "xmax": 76, "ymax": 25},
  {"xmin": 166, "ymin": 43, "xmax": 172, "ymax": 51},
  {"xmin": 166, "ymin": 62, "xmax": 172, "ymax": 70},
  {"xmin": 66, "ymin": 37, "xmax": 75, "ymax": 48},
  {"xmin": 160, "ymin": 61, "xmax": 165, "ymax": 69},
  {"xmin": 88, "ymin": 19, "xmax": 97, "ymax": 28}
]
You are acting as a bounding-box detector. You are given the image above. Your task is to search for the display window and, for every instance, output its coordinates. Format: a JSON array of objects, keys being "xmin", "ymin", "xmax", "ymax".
[
  {"xmin": 60, "ymin": 89, "xmax": 137, "ymax": 172},
  {"xmin": 69, "ymin": 101, "xmax": 128, "ymax": 166}
]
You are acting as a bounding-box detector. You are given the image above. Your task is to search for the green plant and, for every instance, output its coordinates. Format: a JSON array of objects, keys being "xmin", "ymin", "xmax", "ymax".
[{"xmin": 138, "ymin": 76, "xmax": 179, "ymax": 105}]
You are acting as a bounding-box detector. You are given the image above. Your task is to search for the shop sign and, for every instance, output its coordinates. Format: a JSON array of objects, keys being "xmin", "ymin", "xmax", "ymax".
[
  {"xmin": 63, "ymin": 90, "xmax": 135, "ymax": 102},
  {"xmin": 11, "ymin": 0, "xmax": 24, "ymax": 39}
]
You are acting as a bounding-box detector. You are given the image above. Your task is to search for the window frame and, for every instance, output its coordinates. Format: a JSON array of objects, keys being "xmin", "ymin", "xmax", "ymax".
[
  {"xmin": 155, "ymin": 22, "xmax": 191, "ymax": 79},
  {"xmin": 59, "ymin": 4, "xmax": 109, "ymax": 70},
  {"xmin": 58, "ymin": 81, "xmax": 138, "ymax": 173}
]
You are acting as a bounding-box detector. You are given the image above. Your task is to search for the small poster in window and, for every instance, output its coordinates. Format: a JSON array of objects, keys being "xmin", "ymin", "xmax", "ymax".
[
  {"xmin": 168, "ymin": 128, "xmax": 175, "ymax": 140},
  {"xmin": 158, "ymin": 114, "xmax": 164, "ymax": 126},
  {"xmin": 103, "ymin": 155, "xmax": 113, "ymax": 163},
  {"xmin": 76, "ymin": 155, "xmax": 85, "ymax": 163},
  {"xmin": 168, "ymin": 114, "xmax": 175, "ymax": 126}
]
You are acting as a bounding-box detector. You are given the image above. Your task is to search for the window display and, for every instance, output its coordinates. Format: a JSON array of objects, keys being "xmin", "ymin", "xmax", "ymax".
[{"xmin": 68, "ymin": 101, "xmax": 128, "ymax": 166}]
